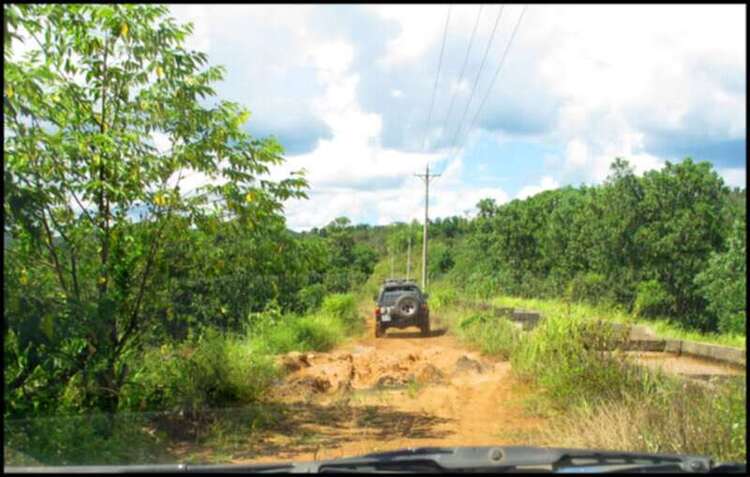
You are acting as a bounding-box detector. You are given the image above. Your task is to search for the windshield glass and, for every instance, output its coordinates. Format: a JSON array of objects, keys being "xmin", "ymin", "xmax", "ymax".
[
  {"xmin": 381, "ymin": 287, "xmax": 420, "ymax": 305},
  {"xmin": 3, "ymin": 3, "xmax": 746, "ymax": 470}
]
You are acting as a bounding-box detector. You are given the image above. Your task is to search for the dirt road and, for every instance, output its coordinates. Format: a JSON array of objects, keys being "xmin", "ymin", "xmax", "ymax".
[{"xmin": 224, "ymin": 324, "xmax": 544, "ymax": 463}]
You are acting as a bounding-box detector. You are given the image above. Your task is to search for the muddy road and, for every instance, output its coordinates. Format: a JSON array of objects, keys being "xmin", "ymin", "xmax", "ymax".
[{"xmin": 211, "ymin": 323, "xmax": 544, "ymax": 463}]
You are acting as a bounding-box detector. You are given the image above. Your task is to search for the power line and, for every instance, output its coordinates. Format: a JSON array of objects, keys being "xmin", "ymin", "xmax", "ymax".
[
  {"xmin": 439, "ymin": 5, "xmax": 484, "ymax": 141},
  {"xmin": 421, "ymin": 4, "xmax": 452, "ymax": 152},
  {"xmin": 441, "ymin": 4, "xmax": 506, "ymax": 176},
  {"xmin": 461, "ymin": 5, "xmax": 528, "ymax": 154},
  {"xmin": 414, "ymin": 4, "xmax": 451, "ymax": 292}
]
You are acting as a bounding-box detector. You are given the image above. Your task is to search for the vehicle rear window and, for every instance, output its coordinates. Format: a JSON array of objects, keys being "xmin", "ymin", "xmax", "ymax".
[{"xmin": 380, "ymin": 286, "xmax": 419, "ymax": 305}]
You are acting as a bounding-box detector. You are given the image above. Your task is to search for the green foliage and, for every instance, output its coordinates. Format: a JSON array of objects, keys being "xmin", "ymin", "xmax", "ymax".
[
  {"xmin": 4, "ymin": 3, "xmax": 307, "ymax": 417},
  {"xmin": 297, "ymin": 283, "xmax": 326, "ymax": 313},
  {"xmin": 4, "ymin": 412, "xmax": 169, "ymax": 465},
  {"xmin": 446, "ymin": 158, "xmax": 738, "ymax": 333},
  {"xmin": 511, "ymin": 314, "xmax": 637, "ymax": 407},
  {"xmin": 429, "ymin": 285, "xmax": 459, "ymax": 312},
  {"xmin": 457, "ymin": 313, "xmax": 521, "ymax": 360},
  {"xmin": 120, "ymin": 329, "xmax": 277, "ymax": 414},
  {"xmin": 440, "ymin": 299, "xmax": 745, "ymax": 461},
  {"xmin": 695, "ymin": 217, "xmax": 747, "ymax": 334},
  {"xmin": 320, "ymin": 293, "xmax": 361, "ymax": 334},
  {"xmin": 633, "ymin": 279, "xmax": 674, "ymax": 319},
  {"xmin": 566, "ymin": 272, "xmax": 608, "ymax": 304}
]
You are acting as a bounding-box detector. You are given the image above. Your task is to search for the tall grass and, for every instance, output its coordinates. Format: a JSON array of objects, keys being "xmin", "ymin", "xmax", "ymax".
[
  {"xmin": 438, "ymin": 299, "xmax": 747, "ymax": 462},
  {"xmin": 453, "ymin": 311, "xmax": 521, "ymax": 360},
  {"xmin": 5, "ymin": 293, "xmax": 364, "ymax": 466},
  {"xmin": 489, "ymin": 295, "xmax": 746, "ymax": 349}
]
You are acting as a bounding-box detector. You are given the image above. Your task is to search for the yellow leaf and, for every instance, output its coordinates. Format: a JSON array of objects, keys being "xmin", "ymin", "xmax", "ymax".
[
  {"xmin": 120, "ymin": 22, "xmax": 129, "ymax": 38},
  {"xmin": 245, "ymin": 192, "xmax": 255, "ymax": 203},
  {"xmin": 19, "ymin": 270, "xmax": 28, "ymax": 285},
  {"xmin": 6, "ymin": 85, "xmax": 14, "ymax": 99},
  {"xmin": 98, "ymin": 276, "xmax": 107, "ymax": 285},
  {"xmin": 156, "ymin": 66, "xmax": 164, "ymax": 78}
]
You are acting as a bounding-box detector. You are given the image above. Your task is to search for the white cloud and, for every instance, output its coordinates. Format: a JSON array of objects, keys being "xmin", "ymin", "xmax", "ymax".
[
  {"xmin": 516, "ymin": 176, "xmax": 560, "ymax": 200},
  {"xmin": 159, "ymin": 5, "xmax": 744, "ymax": 228},
  {"xmin": 718, "ymin": 168, "xmax": 746, "ymax": 189}
]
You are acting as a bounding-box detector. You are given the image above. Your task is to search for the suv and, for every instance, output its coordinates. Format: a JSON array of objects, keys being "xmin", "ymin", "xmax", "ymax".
[{"xmin": 373, "ymin": 279, "xmax": 430, "ymax": 337}]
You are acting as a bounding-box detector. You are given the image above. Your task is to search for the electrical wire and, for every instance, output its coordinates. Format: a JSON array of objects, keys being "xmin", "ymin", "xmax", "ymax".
[
  {"xmin": 439, "ymin": 5, "xmax": 484, "ymax": 142},
  {"xmin": 421, "ymin": 4, "xmax": 452, "ymax": 153}
]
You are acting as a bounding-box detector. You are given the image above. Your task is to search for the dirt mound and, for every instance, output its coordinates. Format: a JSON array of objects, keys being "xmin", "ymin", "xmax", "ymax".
[
  {"xmin": 278, "ymin": 344, "xmax": 478, "ymax": 395},
  {"xmin": 454, "ymin": 356, "xmax": 483, "ymax": 375}
]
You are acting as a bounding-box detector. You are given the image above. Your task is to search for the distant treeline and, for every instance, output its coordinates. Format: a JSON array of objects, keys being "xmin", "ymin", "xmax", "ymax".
[{"xmin": 435, "ymin": 158, "xmax": 745, "ymax": 334}]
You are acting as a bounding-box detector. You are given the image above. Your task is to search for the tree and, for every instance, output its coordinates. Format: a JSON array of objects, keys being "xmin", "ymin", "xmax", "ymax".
[
  {"xmin": 695, "ymin": 216, "xmax": 747, "ymax": 334},
  {"xmin": 4, "ymin": 4, "xmax": 307, "ymax": 415}
]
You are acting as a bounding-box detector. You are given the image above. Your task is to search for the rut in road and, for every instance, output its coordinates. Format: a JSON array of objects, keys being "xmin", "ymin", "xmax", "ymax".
[{"xmin": 226, "ymin": 323, "xmax": 545, "ymax": 463}]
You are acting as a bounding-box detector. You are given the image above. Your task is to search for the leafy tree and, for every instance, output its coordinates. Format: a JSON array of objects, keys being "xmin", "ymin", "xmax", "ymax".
[
  {"xmin": 4, "ymin": 4, "xmax": 306, "ymax": 415},
  {"xmin": 695, "ymin": 216, "xmax": 747, "ymax": 334}
]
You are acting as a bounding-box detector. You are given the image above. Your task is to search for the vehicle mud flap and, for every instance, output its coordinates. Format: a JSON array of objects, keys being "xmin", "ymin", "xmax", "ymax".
[
  {"xmin": 375, "ymin": 321, "xmax": 385, "ymax": 338},
  {"xmin": 420, "ymin": 317, "xmax": 431, "ymax": 337}
]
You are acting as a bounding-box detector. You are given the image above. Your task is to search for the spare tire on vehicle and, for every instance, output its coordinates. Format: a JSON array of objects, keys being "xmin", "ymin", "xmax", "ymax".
[{"xmin": 394, "ymin": 293, "xmax": 419, "ymax": 319}]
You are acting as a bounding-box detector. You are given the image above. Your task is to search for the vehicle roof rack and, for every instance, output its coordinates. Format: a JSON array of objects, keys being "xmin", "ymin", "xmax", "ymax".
[{"xmin": 383, "ymin": 278, "xmax": 418, "ymax": 284}]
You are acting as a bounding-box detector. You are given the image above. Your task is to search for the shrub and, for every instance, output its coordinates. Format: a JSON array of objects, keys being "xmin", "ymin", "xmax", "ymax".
[
  {"xmin": 457, "ymin": 313, "xmax": 521, "ymax": 360},
  {"xmin": 297, "ymin": 284, "xmax": 326, "ymax": 313},
  {"xmin": 121, "ymin": 330, "xmax": 276, "ymax": 415},
  {"xmin": 430, "ymin": 286, "xmax": 459, "ymax": 312},
  {"xmin": 291, "ymin": 314, "xmax": 344, "ymax": 352},
  {"xmin": 695, "ymin": 218, "xmax": 747, "ymax": 335},
  {"xmin": 320, "ymin": 293, "xmax": 361, "ymax": 334},
  {"xmin": 511, "ymin": 314, "xmax": 638, "ymax": 408},
  {"xmin": 633, "ymin": 279, "xmax": 674, "ymax": 318},
  {"xmin": 566, "ymin": 272, "xmax": 608, "ymax": 304},
  {"xmin": 3, "ymin": 412, "xmax": 167, "ymax": 465}
]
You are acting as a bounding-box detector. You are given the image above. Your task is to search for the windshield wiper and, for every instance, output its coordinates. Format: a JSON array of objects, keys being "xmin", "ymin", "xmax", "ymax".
[{"xmin": 4, "ymin": 446, "xmax": 745, "ymax": 473}]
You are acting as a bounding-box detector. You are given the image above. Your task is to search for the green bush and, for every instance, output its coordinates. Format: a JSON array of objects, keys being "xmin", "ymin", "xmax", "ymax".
[
  {"xmin": 121, "ymin": 330, "xmax": 277, "ymax": 414},
  {"xmin": 291, "ymin": 314, "xmax": 344, "ymax": 352},
  {"xmin": 511, "ymin": 314, "xmax": 638, "ymax": 408},
  {"xmin": 457, "ymin": 313, "xmax": 521, "ymax": 360},
  {"xmin": 320, "ymin": 293, "xmax": 361, "ymax": 334},
  {"xmin": 566, "ymin": 272, "xmax": 608, "ymax": 304},
  {"xmin": 695, "ymin": 218, "xmax": 746, "ymax": 335},
  {"xmin": 297, "ymin": 283, "xmax": 326, "ymax": 313},
  {"xmin": 430, "ymin": 286, "xmax": 459, "ymax": 312},
  {"xmin": 3, "ymin": 412, "xmax": 168, "ymax": 465},
  {"xmin": 633, "ymin": 280, "xmax": 674, "ymax": 318}
]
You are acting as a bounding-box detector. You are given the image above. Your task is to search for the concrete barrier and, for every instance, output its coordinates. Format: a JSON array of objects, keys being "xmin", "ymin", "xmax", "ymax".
[
  {"xmin": 455, "ymin": 300, "xmax": 745, "ymax": 369},
  {"xmin": 679, "ymin": 341, "xmax": 746, "ymax": 368},
  {"xmin": 621, "ymin": 339, "xmax": 666, "ymax": 352},
  {"xmin": 664, "ymin": 340, "xmax": 682, "ymax": 354}
]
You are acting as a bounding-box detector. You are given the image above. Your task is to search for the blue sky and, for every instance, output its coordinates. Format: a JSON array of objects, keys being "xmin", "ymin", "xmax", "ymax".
[{"xmin": 168, "ymin": 4, "xmax": 746, "ymax": 230}]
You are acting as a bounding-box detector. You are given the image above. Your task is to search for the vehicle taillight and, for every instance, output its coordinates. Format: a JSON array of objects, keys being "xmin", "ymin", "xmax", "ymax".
[{"xmin": 374, "ymin": 307, "xmax": 381, "ymax": 318}]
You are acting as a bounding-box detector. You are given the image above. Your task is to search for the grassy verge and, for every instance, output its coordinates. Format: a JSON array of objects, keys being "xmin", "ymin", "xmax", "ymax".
[
  {"xmin": 488, "ymin": 295, "xmax": 746, "ymax": 349},
  {"xmin": 434, "ymin": 289, "xmax": 746, "ymax": 462},
  {"xmin": 5, "ymin": 293, "xmax": 365, "ymax": 466}
]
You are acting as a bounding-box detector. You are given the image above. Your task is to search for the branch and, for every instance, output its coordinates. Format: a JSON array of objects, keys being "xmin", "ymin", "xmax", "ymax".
[
  {"xmin": 116, "ymin": 168, "xmax": 186, "ymax": 355},
  {"xmin": 39, "ymin": 207, "xmax": 69, "ymax": 296}
]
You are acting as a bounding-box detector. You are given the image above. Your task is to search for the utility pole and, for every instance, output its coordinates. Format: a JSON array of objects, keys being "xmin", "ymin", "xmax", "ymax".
[
  {"xmin": 415, "ymin": 163, "xmax": 440, "ymax": 290},
  {"xmin": 406, "ymin": 232, "xmax": 412, "ymax": 280}
]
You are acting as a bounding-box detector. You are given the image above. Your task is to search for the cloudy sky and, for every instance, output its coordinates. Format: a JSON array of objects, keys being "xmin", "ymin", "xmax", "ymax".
[{"xmin": 168, "ymin": 4, "xmax": 746, "ymax": 231}]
